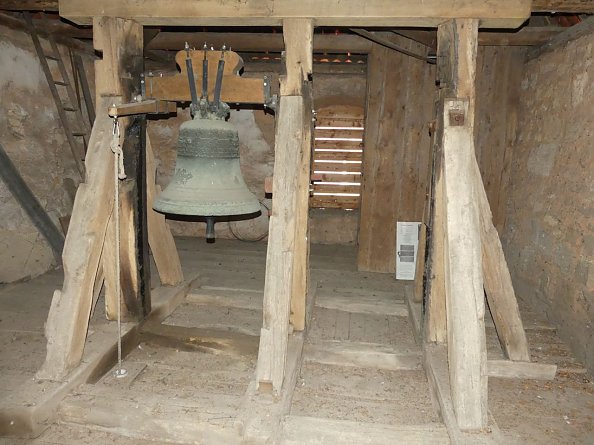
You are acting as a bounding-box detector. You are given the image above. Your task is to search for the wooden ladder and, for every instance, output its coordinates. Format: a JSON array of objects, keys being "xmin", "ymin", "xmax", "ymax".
[{"xmin": 23, "ymin": 12, "xmax": 90, "ymax": 179}]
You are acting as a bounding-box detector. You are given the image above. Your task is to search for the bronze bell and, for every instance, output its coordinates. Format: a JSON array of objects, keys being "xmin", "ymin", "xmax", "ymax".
[{"xmin": 153, "ymin": 112, "xmax": 260, "ymax": 242}]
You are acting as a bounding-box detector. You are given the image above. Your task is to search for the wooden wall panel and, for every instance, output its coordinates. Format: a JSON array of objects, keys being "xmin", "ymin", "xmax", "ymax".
[
  {"xmin": 358, "ymin": 42, "xmax": 524, "ymax": 274},
  {"xmin": 357, "ymin": 37, "xmax": 435, "ymax": 273},
  {"xmin": 474, "ymin": 46, "xmax": 525, "ymax": 233}
]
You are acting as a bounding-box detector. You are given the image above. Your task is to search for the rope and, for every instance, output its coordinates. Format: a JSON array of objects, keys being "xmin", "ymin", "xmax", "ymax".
[{"xmin": 111, "ymin": 116, "xmax": 128, "ymax": 379}]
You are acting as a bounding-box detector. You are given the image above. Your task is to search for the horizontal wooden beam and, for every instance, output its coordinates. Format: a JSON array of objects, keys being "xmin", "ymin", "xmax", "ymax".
[
  {"xmin": 487, "ymin": 360, "xmax": 557, "ymax": 380},
  {"xmin": 0, "ymin": 0, "xmax": 58, "ymax": 11},
  {"xmin": 147, "ymin": 49, "xmax": 266, "ymax": 104},
  {"xmin": 59, "ymin": 0, "xmax": 530, "ymax": 28},
  {"xmin": 532, "ymin": 0, "xmax": 594, "ymax": 12},
  {"xmin": 147, "ymin": 31, "xmax": 373, "ymax": 53},
  {"xmin": 396, "ymin": 27, "xmax": 564, "ymax": 49},
  {"xmin": 147, "ymin": 27, "xmax": 562, "ymax": 58},
  {"xmin": 107, "ymin": 99, "xmax": 177, "ymax": 117},
  {"xmin": 0, "ymin": 12, "xmax": 95, "ymax": 56}
]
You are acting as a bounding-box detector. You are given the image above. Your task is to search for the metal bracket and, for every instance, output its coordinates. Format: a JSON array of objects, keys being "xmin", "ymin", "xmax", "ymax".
[{"xmin": 263, "ymin": 75, "xmax": 278, "ymax": 111}]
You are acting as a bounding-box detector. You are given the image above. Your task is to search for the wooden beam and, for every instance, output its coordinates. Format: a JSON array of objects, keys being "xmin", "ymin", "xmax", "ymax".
[
  {"xmin": 442, "ymin": 98, "xmax": 488, "ymax": 431},
  {"xmin": 59, "ymin": 0, "xmax": 531, "ymax": 28},
  {"xmin": 286, "ymin": 19, "xmax": 314, "ymax": 332},
  {"xmin": 36, "ymin": 98, "xmax": 117, "ymax": 381},
  {"xmin": 475, "ymin": 159, "xmax": 530, "ymax": 361},
  {"xmin": 532, "ymin": 0, "xmax": 594, "ymax": 12},
  {"xmin": 0, "ymin": 142, "xmax": 65, "ymax": 261},
  {"xmin": 94, "ymin": 17, "xmax": 150, "ymax": 322},
  {"xmin": 527, "ymin": 16, "xmax": 594, "ymax": 60},
  {"xmin": 147, "ymin": 27, "xmax": 562, "ymax": 57},
  {"xmin": 108, "ymin": 100, "xmax": 176, "ymax": 117},
  {"xmin": 487, "ymin": 360, "xmax": 557, "ymax": 380},
  {"xmin": 147, "ymin": 31, "xmax": 372, "ymax": 53},
  {"xmin": 0, "ymin": 12, "xmax": 95, "ymax": 56},
  {"xmin": 304, "ymin": 341, "xmax": 422, "ymax": 371},
  {"xmin": 147, "ymin": 49, "xmax": 266, "ymax": 104},
  {"xmin": 146, "ymin": 135, "xmax": 184, "ymax": 286},
  {"xmin": 256, "ymin": 20, "xmax": 313, "ymax": 393},
  {"xmin": 0, "ymin": 0, "xmax": 58, "ymax": 11},
  {"xmin": 434, "ymin": 18, "xmax": 488, "ymax": 432},
  {"xmin": 398, "ymin": 27, "xmax": 566, "ymax": 49}
]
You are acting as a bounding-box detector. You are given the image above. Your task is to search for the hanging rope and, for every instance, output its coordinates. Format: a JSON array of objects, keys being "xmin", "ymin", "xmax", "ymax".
[{"xmin": 111, "ymin": 116, "xmax": 128, "ymax": 378}]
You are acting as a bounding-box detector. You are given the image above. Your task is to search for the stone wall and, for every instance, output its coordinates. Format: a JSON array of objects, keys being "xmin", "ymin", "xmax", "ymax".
[
  {"xmin": 503, "ymin": 32, "xmax": 594, "ymax": 373},
  {"xmin": 0, "ymin": 26, "xmax": 93, "ymax": 283}
]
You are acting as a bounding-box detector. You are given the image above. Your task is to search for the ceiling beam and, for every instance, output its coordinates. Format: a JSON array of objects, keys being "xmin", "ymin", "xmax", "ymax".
[
  {"xmin": 147, "ymin": 27, "xmax": 563, "ymax": 54},
  {"xmin": 59, "ymin": 0, "xmax": 531, "ymax": 28},
  {"xmin": 0, "ymin": 0, "xmax": 58, "ymax": 11},
  {"xmin": 532, "ymin": 0, "xmax": 594, "ymax": 12},
  {"xmin": 147, "ymin": 32, "xmax": 372, "ymax": 53}
]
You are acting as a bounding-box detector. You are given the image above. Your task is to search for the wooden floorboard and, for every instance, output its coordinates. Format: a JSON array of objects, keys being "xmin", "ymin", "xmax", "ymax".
[{"xmin": 281, "ymin": 415, "xmax": 450, "ymax": 445}]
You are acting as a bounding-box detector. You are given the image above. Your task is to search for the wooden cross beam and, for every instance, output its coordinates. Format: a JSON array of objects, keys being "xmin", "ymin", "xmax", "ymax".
[
  {"xmin": 147, "ymin": 49, "xmax": 268, "ymax": 104},
  {"xmin": 59, "ymin": 0, "xmax": 530, "ymax": 28}
]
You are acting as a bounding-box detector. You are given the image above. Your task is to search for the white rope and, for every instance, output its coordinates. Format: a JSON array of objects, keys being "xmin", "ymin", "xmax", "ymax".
[{"xmin": 111, "ymin": 116, "xmax": 128, "ymax": 379}]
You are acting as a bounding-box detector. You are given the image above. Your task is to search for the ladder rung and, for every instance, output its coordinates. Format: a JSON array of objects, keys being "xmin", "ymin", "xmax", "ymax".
[
  {"xmin": 63, "ymin": 106, "xmax": 78, "ymax": 112},
  {"xmin": 45, "ymin": 54, "xmax": 60, "ymax": 61},
  {"xmin": 72, "ymin": 131, "xmax": 86, "ymax": 136},
  {"xmin": 54, "ymin": 80, "xmax": 69, "ymax": 86}
]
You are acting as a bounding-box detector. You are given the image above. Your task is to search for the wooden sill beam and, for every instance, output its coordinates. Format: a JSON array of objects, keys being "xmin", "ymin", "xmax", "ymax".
[{"xmin": 59, "ymin": 0, "xmax": 530, "ymax": 28}]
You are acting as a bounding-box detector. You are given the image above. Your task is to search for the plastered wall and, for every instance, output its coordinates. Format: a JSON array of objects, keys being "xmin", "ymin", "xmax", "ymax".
[{"xmin": 502, "ymin": 32, "xmax": 594, "ymax": 373}]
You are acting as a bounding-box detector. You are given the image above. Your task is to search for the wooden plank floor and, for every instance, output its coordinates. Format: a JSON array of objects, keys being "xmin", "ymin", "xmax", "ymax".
[{"xmin": 0, "ymin": 238, "xmax": 592, "ymax": 444}]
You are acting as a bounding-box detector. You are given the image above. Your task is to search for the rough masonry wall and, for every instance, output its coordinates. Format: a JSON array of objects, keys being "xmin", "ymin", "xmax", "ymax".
[
  {"xmin": 503, "ymin": 32, "xmax": 594, "ymax": 373},
  {"xmin": 0, "ymin": 26, "xmax": 92, "ymax": 283}
]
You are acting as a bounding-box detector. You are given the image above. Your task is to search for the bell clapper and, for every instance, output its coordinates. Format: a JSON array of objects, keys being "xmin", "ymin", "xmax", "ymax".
[{"xmin": 205, "ymin": 217, "xmax": 216, "ymax": 243}]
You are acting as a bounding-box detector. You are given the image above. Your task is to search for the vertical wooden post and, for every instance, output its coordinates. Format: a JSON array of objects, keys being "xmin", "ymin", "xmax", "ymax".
[
  {"xmin": 433, "ymin": 19, "xmax": 488, "ymax": 431},
  {"xmin": 93, "ymin": 17, "xmax": 150, "ymax": 321},
  {"xmin": 443, "ymin": 98, "xmax": 488, "ymax": 431},
  {"xmin": 257, "ymin": 18, "xmax": 313, "ymax": 393},
  {"xmin": 286, "ymin": 19, "xmax": 314, "ymax": 332}
]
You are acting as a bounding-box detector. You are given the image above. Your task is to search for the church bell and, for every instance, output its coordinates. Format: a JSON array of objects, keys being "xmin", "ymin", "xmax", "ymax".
[{"xmin": 152, "ymin": 113, "xmax": 260, "ymax": 241}]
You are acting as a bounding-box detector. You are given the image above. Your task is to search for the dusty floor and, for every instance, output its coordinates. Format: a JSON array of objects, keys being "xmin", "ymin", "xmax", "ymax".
[{"xmin": 0, "ymin": 238, "xmax": 592, "ymax": 444}]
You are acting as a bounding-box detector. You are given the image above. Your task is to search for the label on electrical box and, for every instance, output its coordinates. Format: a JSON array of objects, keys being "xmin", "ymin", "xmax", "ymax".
[{"xmin": 396, "ymin": 221, "xmax": 421, "ymax": 281}]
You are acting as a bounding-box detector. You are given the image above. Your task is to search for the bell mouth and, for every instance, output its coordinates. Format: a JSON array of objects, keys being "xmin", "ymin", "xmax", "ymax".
[{"xmin": 155, "ymin": 211, "xmax": 262, "ymax": 244}]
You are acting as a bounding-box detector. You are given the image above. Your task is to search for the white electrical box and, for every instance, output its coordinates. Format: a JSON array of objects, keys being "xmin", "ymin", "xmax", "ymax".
[{"xmin": 396, "ymin": 221, "xmax": 421, "ymax": 280}]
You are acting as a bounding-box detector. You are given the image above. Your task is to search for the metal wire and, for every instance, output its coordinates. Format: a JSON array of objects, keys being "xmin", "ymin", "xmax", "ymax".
[{"xmin": 111, "ymin": 117, "xmax": 127, "ymax": 379}]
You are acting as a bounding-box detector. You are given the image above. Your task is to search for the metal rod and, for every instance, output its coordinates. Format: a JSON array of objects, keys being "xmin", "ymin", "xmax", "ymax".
[
  {"xmin": 202, "ymin": 43, "xmax": 209, "ymax": 101},
  {"xmin": 0, "ymin": 142, "xmax": 64, "ymax": 262},
  {"xmin": 351, "ymin": 28, "xmax": 434, "ymax": 63},
  {"xmin": 184, "ymin": 42, "xmax": 199, "ymax": 110},
  {"xmin": 213, "ymin": 46, "xmax": 226, "ymax": 111}
]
